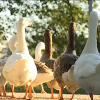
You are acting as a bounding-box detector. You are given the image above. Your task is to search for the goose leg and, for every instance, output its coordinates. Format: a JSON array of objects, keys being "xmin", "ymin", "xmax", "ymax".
[
  {"xmin": 57, "ymin": 89, "xmax": 61, "ymax": 99},
  {"xmin": 32, "ymin": 87, "xmax": 35, "ymax": 93},
  {"xmin": 70, "ymin": 92, "xmax": 75, "ymax": 100},
  {"xmin": 11, "ymin": 85, "xmax": 15, "ymax": 98},
  {"xmin": 28, "ymin": 86, "xmax": 33, "ymax": 99},
  {"xmin": 59, "ymin": 87, "xmax": 64, "ymax": 100},
  {"xmin": 23, "ymin": 85, "xmax": 28, "ymax": 99},
  {"xmin": 89, "ymin": 93, "xmax": 93, "ymax": 100},
  {"xmin": 0, "ymin": 86, "xmax": 2, "ymax": 96},
  {"xmin": 1, "ymin": 86, "xmax": 6, "ymax": 96},
  {"xmin": 50, "ymin": 87, "xmax": 54, "ymax": 99},
  {"xmin": 40, "ymin": 84, "xmax": 46, "ymax": 93}
]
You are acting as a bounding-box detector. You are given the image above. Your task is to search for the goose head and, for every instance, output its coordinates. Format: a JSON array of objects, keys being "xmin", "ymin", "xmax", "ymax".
[
  {"xmin": 89, "ymin": 11, "xmax": 99, "ymax": 25},
  {"xmin": 44, "ymin": 29, "xmax": 52, "ymax": 52},
  {"xmin": 17, "ymin": 17, "xmax": 32, "ymax": 29},
  {"xmin": 36, "ymin": 42, "xmax": 45, "ymax": 50},
  {"xmin": 9, "ymin": 35, "xmax": 18, "ymax": 53},
  {"xmin": 81, "ymin": 11, "xmax": 99, "ymax": 55},
  {"xmin": 68, "ymin": 22, "xmax": 76, "ymax": 35},
  {"xmin": 35, "ymin": 42, "xmax": 45, "ymax": 61}
]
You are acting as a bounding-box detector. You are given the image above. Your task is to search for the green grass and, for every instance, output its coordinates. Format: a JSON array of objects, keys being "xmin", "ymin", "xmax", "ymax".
[{"xmin": 5, "ymin": 83, "xmax": 86, "ymax": 94}]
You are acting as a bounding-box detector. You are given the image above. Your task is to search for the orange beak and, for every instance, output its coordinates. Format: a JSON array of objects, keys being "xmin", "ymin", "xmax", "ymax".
[{"xmin": 28, "ymin": 23, "xmax": 33, "ymax": 27}]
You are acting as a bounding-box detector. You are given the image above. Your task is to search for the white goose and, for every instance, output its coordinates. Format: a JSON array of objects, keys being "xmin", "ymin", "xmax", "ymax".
[
  {"xmin": 3, "ymin": 18, "xmax": 37, "ymax": 98},
  {"xmin": 9, "ymin": 36, "xmax": 46, "ymax": 94},
  {"xmin": 0, "ymin": 43, "xmax": 7, "ymax": 97},
  {"xmin": 35, "ymin": 42, "xmax": 45, "ymax": 61},
  {"xmin": 0, "ymin": 35, "xmax": 19, "ymax": 97},
  {"xmin": 35, "ymin": 42, "xmax": 47, "ymax": 93},
  {"xmin": 74, "ymin": 11, "xmax": 99, "ymax": 100},
  {"xmin": 8, "ymin": 35, "xmax": 17, "ymax": 53}
]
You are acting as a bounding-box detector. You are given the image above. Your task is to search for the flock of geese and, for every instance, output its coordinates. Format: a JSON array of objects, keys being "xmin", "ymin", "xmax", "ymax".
[{"xmin": 0, "ymin": 10, "xmax": 99, "ymax": 100}]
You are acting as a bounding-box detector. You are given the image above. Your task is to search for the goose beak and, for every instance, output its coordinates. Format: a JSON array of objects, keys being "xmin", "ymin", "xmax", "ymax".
[{"xmin": 28, "ymin": 23, "xmax": 33, "ymax": 27}]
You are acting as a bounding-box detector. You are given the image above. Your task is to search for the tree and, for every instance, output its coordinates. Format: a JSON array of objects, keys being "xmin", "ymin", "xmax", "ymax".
[{"xmin": 0, "ymin": 0, "xmax": 99, "ymax": 57}]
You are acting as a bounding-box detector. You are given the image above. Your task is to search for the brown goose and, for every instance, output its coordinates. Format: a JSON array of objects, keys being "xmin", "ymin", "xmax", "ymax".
[
  {"xmin": 40, "ymin": 29, "xmax": 61, "ymax": 99},
  {"xmin": 54, "ymin": 22, "xmax": 79, "ymax": 100}
]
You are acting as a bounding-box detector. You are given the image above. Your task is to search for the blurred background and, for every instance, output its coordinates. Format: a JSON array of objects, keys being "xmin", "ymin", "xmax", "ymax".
[{"xmin": 0, "ymin": 0, "xmax": 99, "ymax": 94}]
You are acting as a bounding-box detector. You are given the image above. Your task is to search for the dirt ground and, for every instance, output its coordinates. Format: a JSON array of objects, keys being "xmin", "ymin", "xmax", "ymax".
[{"xmin": 0, "ymin": 93, "xmax": 100, "ymax": 100}]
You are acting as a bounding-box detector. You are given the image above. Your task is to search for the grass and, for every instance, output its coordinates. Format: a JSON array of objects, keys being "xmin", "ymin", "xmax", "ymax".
[{"xmin": 5, "ymin": 83, "xmax": 86, "ymax": 94}]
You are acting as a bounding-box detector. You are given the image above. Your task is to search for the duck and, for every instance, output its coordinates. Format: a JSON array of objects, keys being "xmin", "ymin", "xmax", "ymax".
[
  {"xmin": 2, "ymin": 17, "xmax": 37, "ymax": 98},
  {"xmin": 74, "ymin": 11, "xmax": 99, "ymax": 100},
  {"xmin": 54, "ymin": 22, "xmax": 78, "ymax": 100},
  {"xmin": 40, "ymin": 29, "xmax": 61, "ymax": 99}
]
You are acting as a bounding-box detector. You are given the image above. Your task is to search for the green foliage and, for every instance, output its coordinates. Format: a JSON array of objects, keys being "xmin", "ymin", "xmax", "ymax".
[
  {"xmin": 5, "ymin": 83, "xmax": 85, "ymax": 94},
  {"xmin": 33, "ymin": 0, "xmax": 89, "ymax": 57}
]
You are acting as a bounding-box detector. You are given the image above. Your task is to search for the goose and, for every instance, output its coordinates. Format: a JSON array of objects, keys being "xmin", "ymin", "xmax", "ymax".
[
  {"xmin": 62, "ymin": 22, "xmax": 80, "ymax": 100},
  {"xmin": 40, "ymin": 29, "xmax": 61, "ymax": 99},
  {"xmin": 9, "ymin": 35, "xmax": 46, "ymax": 94},
  {"xmin": 0, "ymin": 67, "xmax": 7, "ymax": 97},
  {"xmin": 62, "ymin": 65, "xmax": 80, "ymax": 100},
  {"xmin": 74, "ymin": 11, "xmax": 99, "ymax": 100},
  {"xmin": 16, "ymin": 40, "xmax": 54, "ymax": 99},
  {"xmin": 8, "ymin": 35, "xmax": 17, "ymax": 53},
  {"xmin": 8, "ymin": 35, "xmax": 52, "ymax": 98},
  {"xmin": 2, "ymin": 17, "xmax": 37, "ymax": 98},
  {"xmin": 35, "ymin": 42, "xmax": 45, "ymax": 61},
  {"xmin": 35, "ymin": 42, "xmax": 47, "ymax": 93},
  {"xmin": 28, "ymin": 59, "xmax": 54, "ymax": 99},
  {"xmin": 0, "ymin": 44, "xmax": 7, "ymax": 97},
  {"xmin": 54, "ymin": 22, "xmax": 78, "ymax": 100},
  {"xmin": 6, "ymin": 35, "xmax": 52, "ymax": 99}
]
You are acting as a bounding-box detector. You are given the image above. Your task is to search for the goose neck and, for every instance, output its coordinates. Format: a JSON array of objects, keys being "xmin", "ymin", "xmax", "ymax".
[
  {"xmin": 35, "ymin": 46, "xmax": 42, "ymax": 61},
  {"xmin": 64, "ymin": 34, "xmax": 76, "ymax": 55},
  {"xmin": 17, "ymin": 25, "xmax": 28, "ymax": 53},
  {"xmin": 81, "ymin": 19, "xmax": 98, "ymax": 55}
]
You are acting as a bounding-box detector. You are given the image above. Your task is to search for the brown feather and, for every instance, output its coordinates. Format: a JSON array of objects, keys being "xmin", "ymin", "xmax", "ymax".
[{"xmin": 34, "ymin": 60, "xmax": 52, "ymax": 74}]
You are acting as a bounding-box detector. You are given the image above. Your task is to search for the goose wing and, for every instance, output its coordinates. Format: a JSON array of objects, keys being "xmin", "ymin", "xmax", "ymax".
[
  {"xmin": 3, "ymin": 53, "xmax": 34, "ymax": 72},
  {"xmin": 74, "ymin": 54, "xmax": 100, "ymax": 78},
  {"xmin": 41, "ymin": 59, "xmax": 55, "ymax": 70},
  {"xmin": 34, "ymin": 60, "xmax": 53, "ymax": 74}
]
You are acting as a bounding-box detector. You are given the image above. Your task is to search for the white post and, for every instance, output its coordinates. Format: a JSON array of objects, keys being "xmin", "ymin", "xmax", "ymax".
[{"xmin": 88, "ymin": 0, "xmax": 92, "ymax": 14}]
